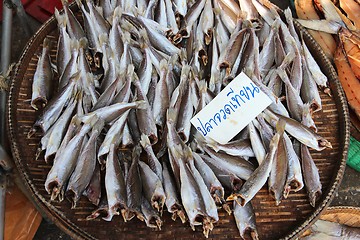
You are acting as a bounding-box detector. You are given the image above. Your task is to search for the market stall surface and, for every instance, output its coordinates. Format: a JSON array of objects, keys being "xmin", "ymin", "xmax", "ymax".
[{"xmin": 0, "ymin": 6, "xmax": 359, "ymax": 240}]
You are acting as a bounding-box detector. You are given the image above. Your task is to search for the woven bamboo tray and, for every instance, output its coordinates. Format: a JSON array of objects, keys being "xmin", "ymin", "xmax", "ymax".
[
  {"xmin": 320, "ymin": 206, "xmax": 360, "ymax": 227},
  {"xmin": 7, "ymin": 4, "xmax": 350, "ymax": 240}
]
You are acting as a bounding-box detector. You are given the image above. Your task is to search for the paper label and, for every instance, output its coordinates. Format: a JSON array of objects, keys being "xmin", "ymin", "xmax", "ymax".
[{"xmin": 191, "ymin": 72, "xmax": 272, "ymax": 144}]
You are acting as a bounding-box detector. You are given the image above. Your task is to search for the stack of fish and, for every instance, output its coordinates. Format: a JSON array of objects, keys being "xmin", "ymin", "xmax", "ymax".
[{"xmin": 29, "ymin": 0, "xmax": 333, "ymax": 238}]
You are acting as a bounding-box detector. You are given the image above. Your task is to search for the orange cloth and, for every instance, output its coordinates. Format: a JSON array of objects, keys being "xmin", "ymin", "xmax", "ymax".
[{"xmin": 4, "ymin": 184, "xmax": 42, "ymax": 240}]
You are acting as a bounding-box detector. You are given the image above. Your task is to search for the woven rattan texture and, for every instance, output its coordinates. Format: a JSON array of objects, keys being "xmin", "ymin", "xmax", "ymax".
[{"xmin": 7, "ymin": 6, "xmax": 350, "ymax": 240}]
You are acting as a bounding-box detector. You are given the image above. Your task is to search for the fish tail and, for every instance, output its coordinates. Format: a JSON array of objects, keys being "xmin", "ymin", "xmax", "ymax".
[
  {"xmin": 184, "ymin": 146, "xmax": 193, "ymax": 162},
  {"xmin": 61, "ymin": 0, "xmax": 69, "ymax": 6},
  {"xmin": 94, "ymin": 5, "xmax": 103, "ymax": 16},
  {"xmin": 113, "ymin": 6, "xmax": 122, "ymax": 18},
  {"xmin": 276, "ymin": 68, "xmax": 290, "ymax": 86},
  {"xmin": 159, "ymin": 59, "xmax": 168, "ymax": 72},
  {"xmin": 166, "ymin": 108, "xmax": 177, "ymax": 123},
  {"xmin": 198, "ymin": 80, "xmax": 207, "ymax": 93},
  {"xmin": 181, "ymin": 64, "xmax": 191, "ymax": 80},
  {"xmin": 284, "ymin": 8, "xmax": 293, "ymax": 21},
  {"xmin": 127, "ymin": 64, "xmax": 135, "ymax": 77},
  {"xmin": 42, "ymin": 37, "xmax": 51, "ymax": 49},
  {"xmin": 122, "ymin": 31, "xmax": 132, "ymax": 44},
  {"xmin": 271, "ymin": 18, "xmax": 281, "ymax": 30},
  {"xmin": 278, "ymin": 54, "xmax": 295, "ymax": 73},
  {"xmin": 168, "ymin": 54, "xmax": 179, "ymax": 67},
  {"xmin": 139, "ymin": 29, "xmax": 149, "ymax": 45},
  {"xmin": 54, "ymin": 8, "xmax": 66, "ymax": 27},
  {"xmin": 140, "ymin": 134, "xmax": 151, "ymax": 148},
  {"xmin": 213, "ymin": 7, "xmax": 221, "ymax": 16},
  {"xmin": 70, "ymin": 39, "xmax": 80, "ymax": 50},
  {"xmin": 135, "ymin": 100, "xmax": 147, "ymax": 109},
  {"xmin": 79, "ymin": 37, "xmax": 88, "ymax": 49},
  {"xmin": 179, "ymin": 48, "xmax": 187, "ymax": 63},
  {"xmin": 170, "ymin": 145, "xmax": 183, "ymax": 160},
  {"xmin": 99, "ymin": 33, "xmax": 108, "ymax": 46}
]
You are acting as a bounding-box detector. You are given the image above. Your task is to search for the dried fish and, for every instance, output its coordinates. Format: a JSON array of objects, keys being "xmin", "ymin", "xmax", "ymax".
[
  {"xmin": 33, "ymin": 1, "xmax": 335, "ymax": 236},
  {"xmin": 283, "ymin": 133, "xmax": 304, "ymax": 197},
  {"xmin": 126, "ymin": 146, "xmax": 144, "ymax": 221},
  {"xmin": 234, "ymin": 120, "xmax": 285, "ymax": 206},
  {"xmin": 205, "ymin": 138, "xmax": 255, "ymax": 159},
  {"xmin": 141, "ymin": 197, "xmax": 163, "ymax": 229},
  {"xmin": 45, "ymin": 116, "xmax": 96, "ymax": 201},
  {"xmin": 31, "ymin": 38, "xmax": 53, "ymax": 110},
  {"xmin": 301, "ymin": 144, "xmax": 322, "ymax": 207},
  {"xmin": 162, "ymin": 161, "xmax": 186, "ymax": 222},
  {"xmin": 66, "ymin": 120, "xmax": 104, "ymax": 208},
  {"xmin": 103, "ymin": 144, "xmax": 128, "ymax": 221},
  {"xmin": 233, "ymin": 201, "xmax": 259, "ymax": 240},
  {"xmin": 268, "ymin": 132, "xmax": 288, "ymax": 205},
  {"xmin": 140, "ymin": 134, "xmax": 163, "ymax": 180},
  {"xmin": 139, "ymin": 161, "xmax": 166, "ymax": 213},
  {"xmin": 263, "ymin": 109, "xmax": 332, "ymax": 151}
]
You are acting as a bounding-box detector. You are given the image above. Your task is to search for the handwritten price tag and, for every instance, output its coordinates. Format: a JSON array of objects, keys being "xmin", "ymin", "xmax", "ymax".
[{"xmin": 191, "ymin": 72, "xmax": 272, "ymax": 144}]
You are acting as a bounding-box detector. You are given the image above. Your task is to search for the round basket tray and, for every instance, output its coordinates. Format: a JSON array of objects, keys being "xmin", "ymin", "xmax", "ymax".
[
  {"xmin": 320, "ymin": 206, "xmax": 360, "ymax": 227},
  {"xmin": 7, "ymin": 4, "xmax": 350, "ymax": 240}
]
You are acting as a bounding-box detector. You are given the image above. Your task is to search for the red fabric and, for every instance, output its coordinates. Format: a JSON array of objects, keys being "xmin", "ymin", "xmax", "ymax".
[
  {"xmin": 0, "ymin": 0, "xmax": 64, "ymax": 23},
  {"xmin": 22, "ymin": 0, "xmax": 63, "ymax": 23}
]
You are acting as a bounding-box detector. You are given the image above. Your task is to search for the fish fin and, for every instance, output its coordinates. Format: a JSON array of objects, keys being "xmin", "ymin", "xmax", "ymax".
[
  {"xmin": 99, "ymin": 33, "xmax": 108, "ymax": 46},
  {"xmin": 284, "ymin": 8, "xmax": 293, "ymax": 22},
  {"xmin": 79, "ymin": 37, "xmax": 88, "ymax": 49},
  {"xmin": 132, "ymin": 144, "xmax": 143, "ymax": 160},
  {"xmin": 198, "ymin": 80, "xmax": 207, "ymax": 93},
  {"xmin": 43, "ymin": 38, "xmax": 51, "ymax": 50},
  {"xmin": 113, "ymin": 6, "xmax": 122, "ymax": 18},
  {"xmin": 70, "ymin": 71, "xmax": 81, "ymax": 82},
  {"xmin": 183, "ymin": 146, "xmax": 194, "ymax": 163},
  {"xmin": 279, "ymin": 52, "xmax": 295, "ymax": 71},
  {"xmin": 140, "ymin": 134, "xmax": 151, "ymax": 148},
  {"xmin": 61, "ymin": 0, "xmax": 69, "ymax": 5},
  {"xmin": 127, "ymin": 64, "xmax": 135, "ymax": 77},
  {"xmin": 94, "ymin": 5, "xmax": 104, "ymax": 17},
  {"xmin": 180, "ymin": 64, "xmax": 191, "ymax": 82},
  {"xmin": 122, "ymin": 31, "xmax": 132, "ymax": 44},
  {"xmin": 55, "ymin": 8, "xmax": 66, "ymax": 27},
  {"xmin": 179, "ymin": 48, "xmax": 187, "ymax": 64},
  {"xmin": 205, "ymin": 138, "xmax": 220, "ymax": 152},
  {"xmin": 135, "ymin": 100, "xmax": 147, "ymax": 109},
  {"xmin": 260, "ymin": 0, "xmax": 281, "ymax": 12},
  {"xmin": 70, "ymin": 39, "xmax": 80, "ymax": 50},
  {"xmin": 277, "ymin": 68, "xmax": 291, "ymax": 86},
  {"xmin": 93, "ymin": 117, "xmax": 105, "ymax": 132},
  {"xmin": 168, "ymin": 54, "xmax": 179, "ymax": 67},
  {"xmin": 303, "ymin": 102, "xmax": 312, "ymax": 115},
  {"xmin": 139, "ymin": 29, "xmax": 149, "ymax": 43},
  {"xmin": 84, "ymin": 113, "xmax": 100, "ymax": 126},
  {"xmin": 166, "ymin": 108, "xmax": 178, "ymax": 123},
  {"xmin": 159, "ymin": 59, "xmax": 168, "ymax": 72},
  {"xmin": 170, "ymin": 144, "xmax": 183, "ymax": 160},
  {"xmin": 271, "ymin": 18, "xmax": 281, "ymax": 30},
  {"xmin": 213, "ymin": 7, "xmax": 221, "ymax": 16},
  {"xmin": 275, "ymin": 119, "xmax": 286, "ymax": 135}
]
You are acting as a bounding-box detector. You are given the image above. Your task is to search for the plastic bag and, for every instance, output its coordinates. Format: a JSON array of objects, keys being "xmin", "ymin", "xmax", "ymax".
[{"xmin": 5, "ymin": 183, "xmax": 42, "ymax": 240}]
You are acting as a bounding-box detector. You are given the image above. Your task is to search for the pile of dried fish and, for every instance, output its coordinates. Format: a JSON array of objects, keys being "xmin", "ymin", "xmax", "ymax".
[
  {"xmin": 295, "ymin": 0, "xmax": 360, "ymax": 119},
  {"xmin": 29, "ymin": 0, "xmax": 333, "ymax": 238}
]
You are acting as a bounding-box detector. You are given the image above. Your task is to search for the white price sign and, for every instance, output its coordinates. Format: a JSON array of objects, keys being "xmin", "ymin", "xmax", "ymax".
[{"xmin": 191, "ymin": 72, "xmax": 272, "ymax": 144}]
